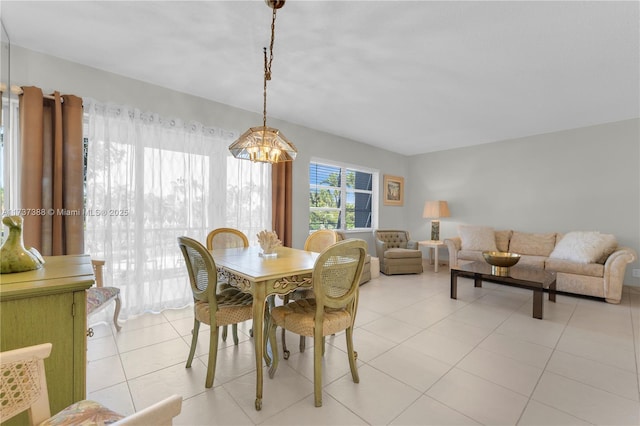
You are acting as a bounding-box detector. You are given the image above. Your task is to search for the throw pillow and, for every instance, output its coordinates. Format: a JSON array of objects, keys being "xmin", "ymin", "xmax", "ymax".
[
  {"xmin": 509, "ymin": 232, "xmax": 556, "ymax": 256},
  {"xmin": 495, "ymin": 230, "xmax": 513, "ymax": 253},
  {"xmin": 549, "ymin": 231, "xmax": 617, "ymax": 264},
  {"xmin": 458, "ymin": 225, "xmax": 498, "ymax": 252}
]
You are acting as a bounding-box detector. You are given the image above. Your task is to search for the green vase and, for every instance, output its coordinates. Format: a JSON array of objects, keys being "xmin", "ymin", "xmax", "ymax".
[{"xmin": 1, "ymin": 215, "xmax": 45, "ymax": 274}]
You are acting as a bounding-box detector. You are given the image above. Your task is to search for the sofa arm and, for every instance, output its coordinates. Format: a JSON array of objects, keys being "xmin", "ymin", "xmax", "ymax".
[
  {"xmin": 603, "ymin": 247, "xmax": 638, "ymax": 303},
  {"xmin": 375, "ymin": 239, "xmax": 387, "ymax": 259},
  {"xmin": 407, "ymin": 240, "xmax": 419, "ymax": 250},
  {"xmin": 444, "ymin": 237, "xmax": 461, "ymax": 267}
]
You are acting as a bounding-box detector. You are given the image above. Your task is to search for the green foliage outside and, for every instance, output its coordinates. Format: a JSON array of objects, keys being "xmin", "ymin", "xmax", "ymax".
[{"xmin": 309, "ymin": 171, "xmax": 358, "ymax": 230}]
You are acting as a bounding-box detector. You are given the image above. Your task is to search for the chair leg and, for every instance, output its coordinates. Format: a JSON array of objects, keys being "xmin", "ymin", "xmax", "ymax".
[
  {"xmin": 282, "ymin": 294, "xmax": 290, "ymax": 359},
  {"xmin": 232, "ymin": 324, "xmax": 239, "ymax": 345},
  {"xmin": 205, "ymin": 325, "xmax": 220, "ymax": 388},
  {"xmin": 222, "ymin": 325, "xmax": 228, "ymax": 341},
  {"xmin": 299, "ymin": 336, "xmax": 306, "ymax": 353},
  {"xmin": 112, "ymin": 295, "xmax": 122, "ymax": 332},
  {"xmin": 345, "ymin": 327, "xmax": 359, "ymax": 384},
  {"xmin": 314, "ymin": 331, "xmax": 323, "ymax": 407},
  {"xmin": 186, "ymin": 319, "xmax": 200, "ymax": 368}
]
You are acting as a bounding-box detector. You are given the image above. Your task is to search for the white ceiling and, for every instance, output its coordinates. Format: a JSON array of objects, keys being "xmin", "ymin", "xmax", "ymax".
[{"xmin": 2, "ymin": 0, "xmax": 638, "ymax": 156}]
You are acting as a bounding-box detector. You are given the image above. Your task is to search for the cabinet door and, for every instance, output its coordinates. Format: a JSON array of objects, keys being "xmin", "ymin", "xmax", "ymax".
[{"xmin": 1, "ymin": 292, "xmax": 81, "ymax": 425}]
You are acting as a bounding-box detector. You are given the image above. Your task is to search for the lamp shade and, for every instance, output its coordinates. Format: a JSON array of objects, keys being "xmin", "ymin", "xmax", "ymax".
[
  {"xmin": 423, "ymin": 200, "xmax": 450, "ymax": 219},
  {"xmin": 229, "ymin": 126, "xmax": 297, "ymax": 163}
]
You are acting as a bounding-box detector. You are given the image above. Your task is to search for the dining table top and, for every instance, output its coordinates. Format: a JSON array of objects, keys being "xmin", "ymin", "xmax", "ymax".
[{"xmin": 211, "ymin": 245, "xmax": 319, "ymax": 282}]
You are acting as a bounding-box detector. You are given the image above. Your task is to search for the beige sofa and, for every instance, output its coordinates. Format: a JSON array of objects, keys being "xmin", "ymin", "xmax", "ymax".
[{"xmin": 444, "ymin": 227, "xmax": 637, "ymax": 304}]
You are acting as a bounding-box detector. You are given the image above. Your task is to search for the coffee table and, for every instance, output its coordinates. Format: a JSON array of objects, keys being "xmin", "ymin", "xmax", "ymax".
[{"xmin": 450, "ymin": 262, "xmax": 556, "ymax": 319}]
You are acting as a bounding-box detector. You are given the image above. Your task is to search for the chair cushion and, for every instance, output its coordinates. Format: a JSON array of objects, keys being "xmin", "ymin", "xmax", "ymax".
[
  {"xmin": 40, "ymin": 400, "xmax": 124, "ymax": 425},
  {"xmin": 271, "ymin": 299, "xmax": 352, "ymax": 337},
  {"xmin": 384, "ymin": 248, "xmax": 421, "ymax": 259},
  {"xmin": 194, "ymin": 288, "xmax": 253, "ymax": 327},
  {"xmin": 86, "ymin": 287, "xmax": 120, "ymax": 315}
]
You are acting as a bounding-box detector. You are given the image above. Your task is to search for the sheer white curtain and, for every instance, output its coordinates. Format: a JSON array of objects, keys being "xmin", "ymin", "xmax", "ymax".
[{"xmin": 83, "ymin": 98, "xmax": 271, "ymax": 319}]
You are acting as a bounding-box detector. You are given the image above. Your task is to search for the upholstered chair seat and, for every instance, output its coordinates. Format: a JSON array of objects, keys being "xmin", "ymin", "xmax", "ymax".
[
  {"xmin": 87, "ymin": 259, "xmax": 121, "ymax": 332},
  {"xmin": 0, "ymin": 343, "xmax": 182, "ymax": 425}
]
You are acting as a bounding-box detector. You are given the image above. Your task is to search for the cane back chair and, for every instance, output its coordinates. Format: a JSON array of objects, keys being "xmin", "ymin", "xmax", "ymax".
[
  {"xmin": 267, "ymin": 239, "xmax": 367, "ymax": 407},
  {"xmin": 281, "ymin": 229, "xmax": 338, "ymax": 359},
  {"xmin": 178, "ymin": 236, "xmax": 253, "ymax": 388},
  {"xmin": 205, "ymin": 228, "xmax": 251, "ymax": 343}
]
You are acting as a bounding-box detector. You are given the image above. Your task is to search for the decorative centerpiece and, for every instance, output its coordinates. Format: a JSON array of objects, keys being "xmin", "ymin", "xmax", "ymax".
[
  {"xmin": 482, "ymin": 251, "xmax": 521, "ymax": 276},
  {"xmin": 257, "ymin": 230, "xmax": 282, "ymax": 258},
  {"xmin": 1, "ymin": 215, "xmax": 45, "ymax": 274}
]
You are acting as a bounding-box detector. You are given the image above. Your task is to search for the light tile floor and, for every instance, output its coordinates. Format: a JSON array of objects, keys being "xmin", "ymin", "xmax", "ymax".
[{"xmin": 87, "ymin": 266, "xmax": 640, "ymax": 425}]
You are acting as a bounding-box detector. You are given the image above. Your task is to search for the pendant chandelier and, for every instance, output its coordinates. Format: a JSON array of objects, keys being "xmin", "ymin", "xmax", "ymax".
[{"xmin": 228, "ymin": 0, "xmax": 297, "ymax": 164}]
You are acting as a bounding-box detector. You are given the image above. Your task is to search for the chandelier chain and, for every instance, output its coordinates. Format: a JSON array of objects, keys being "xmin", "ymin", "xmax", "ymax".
[{"xmin": 263, "ymin": 6, "xmax": 278, "ymax": 129}]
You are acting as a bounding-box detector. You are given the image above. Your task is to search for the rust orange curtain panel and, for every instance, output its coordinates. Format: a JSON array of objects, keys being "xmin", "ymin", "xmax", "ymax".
[
  {"xmin": 19, "ymin": 86, "xmax": 84, "ymax": 255},
  {"xmin": 271, "ymin": 161, "xmax": 292, "ymax": 247}
]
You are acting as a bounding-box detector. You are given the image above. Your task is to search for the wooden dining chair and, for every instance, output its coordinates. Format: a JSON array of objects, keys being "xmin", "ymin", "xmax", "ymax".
[
  {"xmin": 281, "ymin": 229, "xmax": 338, "ymax": 359},
  {"xmin": 205, "ymin": 227, "xmax": 251, "ymax": 343},
  {"xmin": 267, "ymin": 239, "xmax": 367, "ymax": 407},
  {"xmin": 206, "ymin": 227, "xmax": 249, "ymax": 251},
  {"xmin": 178, "ymin": 236, "xmax": 253, "ymax": 388},
  {"xmin": 87, "ymin": 259, "xmax": 122, "ymax": 333},
  {"xmin": 0, "ymin": 343, "xmax": 182, "ymax": 425}
]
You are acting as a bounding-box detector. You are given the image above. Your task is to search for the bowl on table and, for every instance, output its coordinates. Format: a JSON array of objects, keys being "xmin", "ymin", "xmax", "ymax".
[{"xmin": 482, "ymin": 251, "xmax": 521, "ymax": 275}]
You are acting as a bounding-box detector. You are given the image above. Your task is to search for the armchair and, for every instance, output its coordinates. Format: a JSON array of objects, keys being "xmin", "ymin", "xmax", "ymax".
[{"xmin": 374, "ymin": 229, "xmax": 423, "ymax": 275}]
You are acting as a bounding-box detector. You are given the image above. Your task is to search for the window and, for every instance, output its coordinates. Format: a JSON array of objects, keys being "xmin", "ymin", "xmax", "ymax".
[{"xmin": 309, "ymin": 160, "xmax": 377, "ymax": 232}]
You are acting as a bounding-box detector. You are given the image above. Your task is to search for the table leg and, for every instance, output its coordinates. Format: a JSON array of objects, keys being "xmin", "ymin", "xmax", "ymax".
[
  {"xmin": 434, "ymin": 248, "xmax": 439, "ymax": 273},
  {"xmin": 533, "ymin": 289, "xmax": 543, "ymax": 319},
  {"xmin": 450, "ymin": 270, "xmax": 458, "ymax": 299},
  {"xmin": 549, "ymin": 280, "xmax": 557, "ymax": 303},
  {"xmin": 252, "ymin": 286, "xmax": 267, "ymax": 411},
  {"xmin": 474, "ymin": 277, "xmax": 482, "ymax": 288}
]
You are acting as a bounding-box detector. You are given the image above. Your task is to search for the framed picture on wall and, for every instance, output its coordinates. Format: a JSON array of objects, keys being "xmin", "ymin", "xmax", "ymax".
[{"xmin": 383, "ymin": 175, "xmax": 404, "ymax": 206}]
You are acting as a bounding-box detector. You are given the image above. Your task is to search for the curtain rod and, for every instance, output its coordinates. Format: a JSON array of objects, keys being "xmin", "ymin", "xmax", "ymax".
[{"xmin": 8, "ymin": 85, "xmax": 64, "ymax": 102}]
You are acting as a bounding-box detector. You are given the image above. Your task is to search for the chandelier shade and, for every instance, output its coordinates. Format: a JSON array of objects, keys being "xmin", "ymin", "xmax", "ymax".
[{"xmin": 228, "ymin": 126, "xmax": 297, "ymax": 163}]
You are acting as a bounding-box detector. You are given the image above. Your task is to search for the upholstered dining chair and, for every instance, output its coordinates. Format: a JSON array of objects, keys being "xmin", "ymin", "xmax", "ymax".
[
  {"xmin": 205, "ymin": 227, "xmax": 251, "ymax": 342},
  {"xmin": 0, "ymin": 343, "xmax": 182, "ymax": 425},
  {"xmin": 281, "ymin": 229, "xmax": 338, "ymax": 359},
  {"xmin": 178, "ymin": 236, "xmax": 253, "ymax": 388},
  {"xmin": 267, "ymin": 239, "xmax": 367, "ymax": 407},
  {"xmin": 87, "ymin": 259, "xmax": 122, "ymax": 333}
]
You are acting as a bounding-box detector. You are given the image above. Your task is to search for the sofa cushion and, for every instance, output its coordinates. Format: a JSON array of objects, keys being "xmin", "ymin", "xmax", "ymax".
[
  {"xmin": 384, "ymin": 248, "xmax": 422, "ymax": 259},
  {"xmin": 517, "ymin": 255, "xmax": 547, "ymax": 269},
  {"xmin": 509, "ymin": 232, "xmax": 556, "ymax": 257},
  {"xmin": 549, "ymin": 231, "xmax": 617, "ymax": 264},
  {"xmin": 458, "ymin": 225, "xmax": 497, "ymax": 252},
  {"xmin": 458, "ymin": 250, "xmax": 485, "ymax": 262},
  {"xmin": 545, "ymin": 258, "xmax": 604, "ymax": 277},
  {"xmin": 495, "ymin": 230, "xmax": 512, "ymax": 253}
]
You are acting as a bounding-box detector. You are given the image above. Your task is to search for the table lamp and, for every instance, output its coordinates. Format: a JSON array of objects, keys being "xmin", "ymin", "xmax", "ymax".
[{"xmin": 423, "ymin": 200, "xmax": 450, "ymax": 241}]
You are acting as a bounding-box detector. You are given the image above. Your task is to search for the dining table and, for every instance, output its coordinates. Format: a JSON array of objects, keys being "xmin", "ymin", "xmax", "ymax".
[{"xmin": 211, "ymin": 245, "xmax": 319, "ymax": 410}]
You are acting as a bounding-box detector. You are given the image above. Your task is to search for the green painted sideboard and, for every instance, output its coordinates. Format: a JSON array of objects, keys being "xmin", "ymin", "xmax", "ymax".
[{"xmin": 0, "ymin": 255, "xmax": 94, "ymax": 425}]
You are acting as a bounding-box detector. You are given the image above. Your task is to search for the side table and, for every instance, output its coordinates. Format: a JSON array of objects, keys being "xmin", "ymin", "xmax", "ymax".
[{"xmin": 418, "ymin": 240, "xmax": 445, "ymax": 272}]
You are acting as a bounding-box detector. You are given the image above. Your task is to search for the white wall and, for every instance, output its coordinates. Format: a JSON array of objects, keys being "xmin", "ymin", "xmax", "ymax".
[
  {"xmin": 408, "ymin": 119, "xmax": 640, "ymax": 286},
  {"xmin": 10, "ymin": 45, "xmax": 409, "ymax": 253}
]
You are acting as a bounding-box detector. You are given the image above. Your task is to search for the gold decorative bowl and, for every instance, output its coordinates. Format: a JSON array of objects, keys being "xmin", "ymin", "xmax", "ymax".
[{"xmin": 482, "ymin": 251, "xmax": 521, "ymax": 275}]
